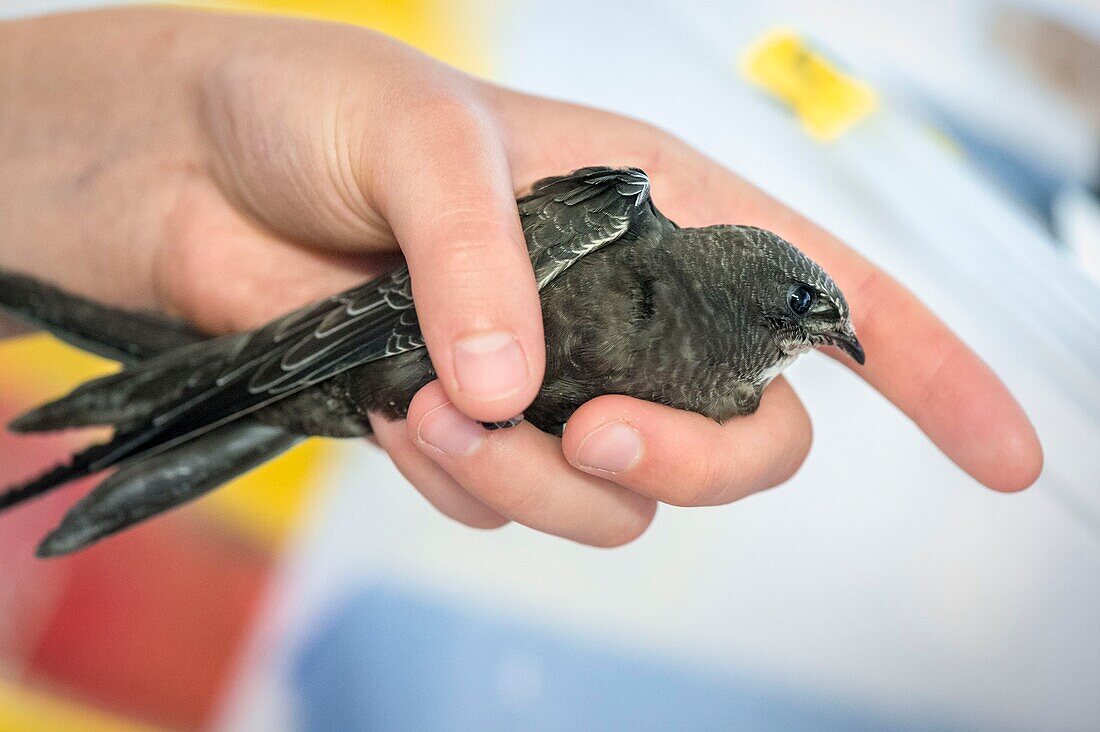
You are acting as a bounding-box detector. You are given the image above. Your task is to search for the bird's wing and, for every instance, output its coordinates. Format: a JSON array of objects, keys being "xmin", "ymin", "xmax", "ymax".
[
  {"xmin": 519, "ymin": 167, "xmax": 672, "ymax": 287},
  {"xmin": 0, "ymin": 269, "xmax": 204, "ymax": 363},
  {"xmin": 97, "ymin": 267, "xmax": 423, "ymax": 468},
  {"xmin": 3, "ymin": 168, "xmax": 669, "ymax": 498},
  {"xmin": 0, "ymin": 266, "xmax": 425, "ymax": 496}
]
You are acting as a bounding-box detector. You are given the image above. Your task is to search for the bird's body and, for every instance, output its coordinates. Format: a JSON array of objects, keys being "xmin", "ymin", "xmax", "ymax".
[
  {"xmin": 323, "ymin": 224, "xmax": 791, "ymax": 435},
  {"xmin": 0, "ymin": 167, "xmax": 863, "ymax": 556}
]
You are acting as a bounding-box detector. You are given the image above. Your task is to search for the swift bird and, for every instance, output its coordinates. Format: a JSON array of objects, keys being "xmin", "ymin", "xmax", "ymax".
[{"xmin": 0, "ymin": 167, "xmax": 863, "ymax": 556}]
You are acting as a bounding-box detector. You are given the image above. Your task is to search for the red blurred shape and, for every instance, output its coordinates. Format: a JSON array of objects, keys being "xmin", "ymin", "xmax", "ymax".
[
  {"xmin": 26, "ymin": 515, "xmax": 269, "ymax": 729},
  {"xmin": 1, "ymin": 397, "xmax": 272, "ymax": 730}
]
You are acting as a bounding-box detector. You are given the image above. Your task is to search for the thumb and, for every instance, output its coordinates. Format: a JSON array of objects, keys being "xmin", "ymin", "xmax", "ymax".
[
  {"xmin": 372, "ymin": 96, "xmax": 545, "ymax": 423},
  {"xmin": 204, "ymin": 54, "xmax": 545, "ymax": 421}
]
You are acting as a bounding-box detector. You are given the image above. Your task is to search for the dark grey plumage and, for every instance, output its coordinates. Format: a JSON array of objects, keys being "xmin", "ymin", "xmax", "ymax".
[
  {"xmin": 0, "ymin": 167, "xmax": 863, "ymax": 556},
  {"xmin": 0, "ymin": 269, "xmax": 304, "ymax": 555}
]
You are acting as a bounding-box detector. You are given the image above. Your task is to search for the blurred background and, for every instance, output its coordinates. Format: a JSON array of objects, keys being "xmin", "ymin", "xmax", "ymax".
[{"xmin": 1, "ymin": 0, "xmax": 1098, "ymax": 730}]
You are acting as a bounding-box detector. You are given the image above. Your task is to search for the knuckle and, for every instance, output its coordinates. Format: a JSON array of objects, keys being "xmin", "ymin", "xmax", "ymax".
[
  {"xmin": 412, "ymin": 236, "xmax": 532, "ymax": 310},
  {"xmin": 634, "ymin": 126, "xmax": 675, "ymax": 172},
  {"xmin": 375, "ymin": 87, "xmax": 499, "ymax": 192},
  {"xmin": 432, "ymin": 235, "xmax": 498, "ymax": 264},
  {"xmin": 461, "ymin": 455, "xmax": 544, "ymax": 518},
  {"xmin": 498, "ymin": 476, "xmax": 548, "ymax": 519},
  {"xmin": 845, "ymin": 265, "xmax": 887, "ymax": 310},
  {"xmin": 400, "ymin": 88, "xmax": 492, "ymax": 142},
  {"xmin": 618, "ymin": 120, "xmax": 685, "ymax": 174},
  {"xmin": 417, "ymin": 238, "xmax": 520, "ymax": 296}
]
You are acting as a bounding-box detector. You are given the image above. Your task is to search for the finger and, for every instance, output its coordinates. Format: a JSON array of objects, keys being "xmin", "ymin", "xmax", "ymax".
[
  {"xmin": 374, "ymin": 95, "xmax": 545, "ymax": 424},
  {"xmin": 561, "ymin": 378, "xmax": 812, "ymax": 505},
  {"xmin": 406, "ymin": 381, "xmax": 657, "ymax": 547},
  {"xmin": 818, "ymin": 267, "xmax": 1044, "ymax": 493},
  {"xmin": 657, "ymin": 171, "xmax": 1044, "ymax": 494},
  {"xmin": 497, "ymin": 95, "xmax": 1041, "ymax": 492},
  {"xmin": 369, "ymin": 413, "xmax": 508, "ymax": 529}
]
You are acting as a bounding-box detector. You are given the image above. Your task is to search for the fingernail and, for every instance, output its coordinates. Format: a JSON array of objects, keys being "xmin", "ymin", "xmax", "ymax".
[
  {"xmin": 453, "ymin": 330, "xmax": 528, "ymax": 400},
  {"xmin": 575, "ymin": 421, "xmax": 643, "ymax": 474},
  {"xmin": 417, "ymin": 402, "xmax": 486, "ymax": 456}
]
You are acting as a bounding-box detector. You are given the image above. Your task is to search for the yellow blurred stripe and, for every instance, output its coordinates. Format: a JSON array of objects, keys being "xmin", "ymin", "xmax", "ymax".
[
  {"xmin": 0, "ymin": 680, "xmax": 159, "ymax": 732},
  {"xmin": 191, "ymin": 0, "xmax": 489, "ymax": 72},
  {"xmin": 202, "ymin": 436, "xmax": 334, "ymax": 547},
  {"xmin": 0, "ymin": 334, "xmax": 118, "ymax": 394}
]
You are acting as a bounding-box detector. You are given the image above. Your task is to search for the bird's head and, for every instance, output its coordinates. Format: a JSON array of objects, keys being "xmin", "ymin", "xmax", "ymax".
[{"xmin": 745, "ymin": 228, "xmax": 865, "ymax": 366}]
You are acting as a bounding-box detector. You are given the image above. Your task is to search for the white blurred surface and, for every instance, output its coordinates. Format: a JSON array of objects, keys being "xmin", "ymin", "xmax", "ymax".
[
  {"xmin": 223, "ymin": 1, "xmax": 1100, "ymax": 730},
  {"xmin": 0, "ymin": 0, "xmax": 132, "ymax": 18}
]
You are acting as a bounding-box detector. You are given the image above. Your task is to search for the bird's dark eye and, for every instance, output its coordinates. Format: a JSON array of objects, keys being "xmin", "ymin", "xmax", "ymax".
[{"xmin": 787, "ymin": 284, "xmax": 815, "ymax": 316}]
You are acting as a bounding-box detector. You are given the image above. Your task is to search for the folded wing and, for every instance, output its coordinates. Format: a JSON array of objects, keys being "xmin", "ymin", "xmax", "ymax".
[{"xmin": 1, "ymin": 167, "xmax": 673, "ymax": 506}]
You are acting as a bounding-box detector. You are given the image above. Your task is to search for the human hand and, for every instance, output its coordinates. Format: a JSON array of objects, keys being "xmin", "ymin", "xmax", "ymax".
[{"xmin": 0, "ymin": 8, "xmax": 1041, "ymax": 546}]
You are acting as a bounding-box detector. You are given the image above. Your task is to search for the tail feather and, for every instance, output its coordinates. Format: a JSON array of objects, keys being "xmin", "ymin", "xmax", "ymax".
[
  {"xmin": 1, "ymin": 267, "xmax": 307, "ymax": 544},
  {"xmin": 0, "ymin": 269, "xmax": 203, "ymax": 363},
  {"xmin": 8, "ymin": 352, "xmax": 218, "ymax": 434},
  {"xmin": 2, "ymin": 268, "xmax": 218, "ymax": 433},
  {"xmin": 1, "ymin": 268, "xmax": 217, "ymax": 511},
  {"xmin": 0, "ymin": 441, "xmax": 118, "ymax": 511},
  {"xmin": 36, "ymin": 419, "xmax": 303, "ymax": 557},
  {"xmin": 9, "ymin": 371, "xmax": 135, "ymax": 433}
]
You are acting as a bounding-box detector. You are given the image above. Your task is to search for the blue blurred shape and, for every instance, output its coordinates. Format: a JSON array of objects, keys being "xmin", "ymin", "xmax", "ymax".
[{"xmin": 293, "ymin": 583, "xmax": 956, "ymax": 732}]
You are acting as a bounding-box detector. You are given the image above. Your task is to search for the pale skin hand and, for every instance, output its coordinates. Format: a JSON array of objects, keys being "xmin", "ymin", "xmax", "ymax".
[{"xmin": 0, "ymin": 9, "xmax": 1042, "ymax": 545}]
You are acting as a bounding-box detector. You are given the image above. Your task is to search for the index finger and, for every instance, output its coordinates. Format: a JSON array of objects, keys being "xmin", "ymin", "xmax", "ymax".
[
  {"xmin": 656, "ymin": 154, "xmax": 1043, "ymax": 493},
  {"xmin": 499, "ymin": 99, "xmax": 1041, "ymax": 491}
]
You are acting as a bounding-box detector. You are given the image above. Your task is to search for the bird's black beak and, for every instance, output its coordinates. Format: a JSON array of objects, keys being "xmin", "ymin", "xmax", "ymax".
[{"xmin": 829, "ymin": 330, "xmax": 865, "ymax": 365}]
